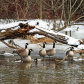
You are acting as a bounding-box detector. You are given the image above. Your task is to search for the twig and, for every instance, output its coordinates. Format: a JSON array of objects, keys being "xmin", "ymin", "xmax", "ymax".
[
  {"xmin": 55, "ymin": 55, "xmax": 68, "ymax": 65},
  {"xmin": 0, "ymin": 40, "xmax": 19, "ymax": 49}
]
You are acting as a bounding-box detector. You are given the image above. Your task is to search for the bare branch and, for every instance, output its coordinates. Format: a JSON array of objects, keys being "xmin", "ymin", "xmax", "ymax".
[
  {"xmin": 70, "ymin": 0, "xmax": 83, "ymax": 19},
  {"xmin": 56, "ymin": 15, "xmax": 84, "ymax": 31},
  {"xmin": 0, "ymin": 40, "xmax": 19, "ymax": 49}
]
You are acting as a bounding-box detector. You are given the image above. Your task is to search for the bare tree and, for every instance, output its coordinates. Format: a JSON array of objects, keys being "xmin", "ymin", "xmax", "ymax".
[
  {"xmin": 39, "ymin": 0, "xmax": 42, "ymax": 19},
  {"xmin": 0, "ymin": 0, "xmax": 84, "ymax": 30},
  {"xmin": 42, "ymin": 0, "xmax": 84, "ymax": 31}
]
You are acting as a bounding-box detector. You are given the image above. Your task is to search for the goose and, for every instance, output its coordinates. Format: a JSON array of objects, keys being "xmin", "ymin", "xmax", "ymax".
[
  {"xmin": 39, "ymin": 42, "xmax": 47, "ymax": 60},
  {"xmin": 13, "ymin": 43, "xmax": 29, "ymax": 61},
  {"xmin": 80, "ymin": 53, "xmax": 84, "ymax": 57},
  {"xmin": 79, "ymin": 49, "xmax": 84, "ymax": 57},
  {"xmin": 22, "ymin": 49, "xmax": 33, "ymax": 62},
  {"xmin": 66, "ymin": 47, "xmax": 74, "ymax": 57},
  {"xmin": 46, "ymin": 41, "xmax": 56, "ymax": 61}
]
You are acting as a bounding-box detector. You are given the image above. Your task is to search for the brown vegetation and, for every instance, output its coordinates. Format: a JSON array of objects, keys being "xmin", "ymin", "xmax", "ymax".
[{"xmin": 30, "ymin": 37, "xmax": 54, "ymax": 44}]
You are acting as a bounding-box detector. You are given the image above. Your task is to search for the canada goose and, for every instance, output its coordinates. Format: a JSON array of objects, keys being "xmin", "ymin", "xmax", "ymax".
[
  {"xmin": 66, "ymin": 47, "xmax": 74, "ymax": 57},
  {"xmin": 80, "ymin": 53, "xmax": 84, "ymax": 57},
  {"xmin": 13, "ymin": 43, "xmax": 29, "ymax": 61},
  {"xmin": 22, "ymin": 49, "xmax": 33, "ymax": 62},
  {"xmin": 79, "ymin": 49, "xmax": 84, "ymax": 57},
  {"xmin": 39, "ymin": 42, "xmax": 47, "ymax": 60},
  {"xmin": 46, "ymin": 41, "xmax": 56, "ymax": 60}
]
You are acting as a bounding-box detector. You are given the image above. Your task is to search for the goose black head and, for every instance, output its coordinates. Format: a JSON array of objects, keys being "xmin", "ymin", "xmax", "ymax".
[
  {"xmin": 29, "ymin": 49, "xmax": 33, "ymax": 51},
  {"xmin": 43, "ymin": 42, "xmax": 47, "ymax": 44},
  {"xmin": 70, "ymin": 47, "xmax": 74, "ymax": 51},
  {"xmin": 43, "ymin": 42, "xmax": 47, "ymax": 48},
  {"xmin": 28, "ymin": 49, "xmax": 33, "ymax": 55},
  {"xmin": 25, "ymin": 43, "xmax": 29, "ymax": 49},
  {"xmin": 26, "ymin": 43, "xmax": 29, "ymax": 45}
]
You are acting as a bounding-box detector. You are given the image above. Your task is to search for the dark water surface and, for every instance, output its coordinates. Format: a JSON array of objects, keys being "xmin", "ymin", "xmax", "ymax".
[{"xmin": 0, "ymin": 55, "xmax": 84, "ymax": 84}]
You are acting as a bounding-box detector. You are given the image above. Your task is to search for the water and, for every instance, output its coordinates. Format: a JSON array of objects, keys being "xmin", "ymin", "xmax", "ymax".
[
  {"xmin": 0, "ymin": 55, "xmax": 84, "ymax": 84},
  {"xmin": 0, "ymin": 39, "xmax": 84, "ymax": 84}
]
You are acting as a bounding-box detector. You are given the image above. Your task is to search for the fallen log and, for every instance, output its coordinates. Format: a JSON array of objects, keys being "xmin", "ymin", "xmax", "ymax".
[{"xmin": 0, "ymin": 24, "xmax": 35, "ymax": 40}]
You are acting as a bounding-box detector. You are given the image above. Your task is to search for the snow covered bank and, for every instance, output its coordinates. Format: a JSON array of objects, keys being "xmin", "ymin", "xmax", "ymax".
[{"xmin": 0, "ymin": 19, "xmax": 84, "ymax": 50}]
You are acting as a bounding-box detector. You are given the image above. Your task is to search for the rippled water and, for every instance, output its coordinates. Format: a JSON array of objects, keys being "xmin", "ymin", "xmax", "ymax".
[{"xmin": 0, "ymin": 56, "xmax": 84, "ymax": 84}]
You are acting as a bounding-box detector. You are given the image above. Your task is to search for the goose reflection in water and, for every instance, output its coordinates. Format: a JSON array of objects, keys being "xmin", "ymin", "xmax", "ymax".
[{"xmin": 18, "ymin": 62, "xmax": 32, "ymax": 70}]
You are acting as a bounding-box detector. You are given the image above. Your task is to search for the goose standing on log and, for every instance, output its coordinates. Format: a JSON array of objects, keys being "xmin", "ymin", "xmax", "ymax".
[
  {"xmin": 39, "ymin": 42, "xmax": 47, "ymax": 60},
  {"xmin": 46, "ymin": 41, "xmax": 56, "ymax": 61},
  {"xmin": 13, "ymin": 43, "xmax": 29, "ymax": 62},
  {"xmin": 66, "ymin": 47, "xmax": 74, "ymax": 57},
  {"xmin": 22, "ymin": 49, "xmax": 33, "ymax": 62}
]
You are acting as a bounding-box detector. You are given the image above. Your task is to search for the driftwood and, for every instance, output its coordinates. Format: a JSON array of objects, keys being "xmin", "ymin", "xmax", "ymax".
[
  {"xmin": 0, "ymin": 40, "xmax": 19, "ymax": 49},
  {"xmin": 0, "ymin": 24, "xmax": 35, "ymax": 40},
  {"xmin": 55, "ymin": 55, "xmax": 69, "ymax": 66},
  {"xmin": 0, "ymin": 23, "xmax": 35, "ymax": 49}
]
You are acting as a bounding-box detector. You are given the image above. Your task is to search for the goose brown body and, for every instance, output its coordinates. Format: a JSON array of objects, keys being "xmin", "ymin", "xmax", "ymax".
[
  {"xmin": 46, "ymin": 41, "xmax": 56, "ymax": 60},
  {"xmin": 79, "ymin": 53, "xmax": 84, "ymax": 57},
  {"xmin": 66, "ymin": 47, "xmax": 74, "ymax": 57},
  {"xmin": 39, "ymin": 42, "xmax": 47, "ymax": 59},
  {"xmin": 22, "ymin": 49, "xmax": 33, "ymax": 62},
  {"xmin": 39, "ymin": 48, "xmax": 46, "ymax": 57},
  {"xmin": 46, "ymin": 48, "xmax": 56, "ymax": 56},
  {"xmin": 13, "ymin": 48, "xmax": 29, "ymax": 57},
  {"xmin": 13, "ymin": 43, "xmax": 29, "ymax": 61}
]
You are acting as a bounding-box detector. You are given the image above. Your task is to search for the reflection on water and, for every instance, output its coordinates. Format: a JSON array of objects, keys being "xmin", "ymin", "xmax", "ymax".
[{"xmin": 0, "ymin": 56, "xmax": 84, "ymax": 84}]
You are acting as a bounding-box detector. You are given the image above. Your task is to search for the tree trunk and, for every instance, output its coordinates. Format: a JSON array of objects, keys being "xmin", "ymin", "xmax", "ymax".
[{"xmin": 39, "ymin": 0, "xmax": 42, "ymax": 19}]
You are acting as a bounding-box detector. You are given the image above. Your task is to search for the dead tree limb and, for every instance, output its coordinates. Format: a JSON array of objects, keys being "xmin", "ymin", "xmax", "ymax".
[
  {"xmin": 0, "ymin": 40, "xmax": 19, "ymax": 49},
  {"xmin": 0, "ymin": 25, "xmax": 35, "ymax": 40},
  {"xmin": 27, "ymin": 31, "xmax": 68, "ymax": 44}
]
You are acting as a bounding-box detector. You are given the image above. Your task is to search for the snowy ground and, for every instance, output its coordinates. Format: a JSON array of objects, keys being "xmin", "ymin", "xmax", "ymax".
[{"xmin": 0, "ymin": 19, "xmax": 84, "ymax": 58}]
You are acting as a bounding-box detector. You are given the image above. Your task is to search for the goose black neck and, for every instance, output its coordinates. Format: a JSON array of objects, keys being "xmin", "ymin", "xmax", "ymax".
[
  {"xmin": 53, "ymin": 42, "xmax": 55, "ymax": 48},
  {"xmin": 43, "ymin": 43, "xmax": 45, "ymax": 48},
  {"xmin": 25, "ymin": 44, "xmax": 27, "ymax": 49},
  {"xmin": 28, "ymin": 50, "xmax": 31, "ymax": 55}
]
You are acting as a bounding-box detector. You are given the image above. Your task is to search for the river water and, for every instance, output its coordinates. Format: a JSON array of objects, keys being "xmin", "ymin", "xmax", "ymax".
[
  {"xmin": 0, "ymin": 40, "xmax": 84, "ymax": 84},
  {"xmin": 0, "ymin": 55, "xmax": 84, "ymax": 84},
  {"xmin": 0, "ymin": 38, "xmax": 84, "ymax": 84}
]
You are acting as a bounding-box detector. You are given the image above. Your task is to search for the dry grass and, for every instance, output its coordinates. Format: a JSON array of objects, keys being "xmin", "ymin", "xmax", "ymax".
[{"xmin": 30, "ymin": 37, "xmax": 54, "ymax": 44}]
